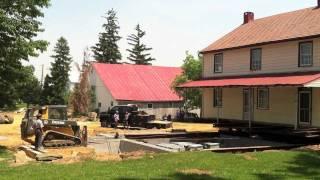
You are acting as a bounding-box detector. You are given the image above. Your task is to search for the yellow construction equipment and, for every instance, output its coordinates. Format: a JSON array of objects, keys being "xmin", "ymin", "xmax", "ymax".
[{"xmin": 20, "ymin": 105, "xmax": 87, "ymax": 148}]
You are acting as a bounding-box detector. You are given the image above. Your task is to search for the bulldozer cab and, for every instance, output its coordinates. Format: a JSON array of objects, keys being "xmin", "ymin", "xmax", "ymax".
[
  {"xmin": 21, "ymin": 105, "xmax": 71, "ymax": 138},
  {"xmin": 40, "ymin": 105, "xmax": 68, "ymax": 121}
]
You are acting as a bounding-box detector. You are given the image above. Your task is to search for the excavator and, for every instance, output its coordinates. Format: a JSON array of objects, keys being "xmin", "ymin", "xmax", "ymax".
[{"xmin": 20, "ymin": 105, "xmax": 87, "ymax": 148}]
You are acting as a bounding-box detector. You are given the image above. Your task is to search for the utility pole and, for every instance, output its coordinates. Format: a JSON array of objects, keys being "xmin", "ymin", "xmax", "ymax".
[{"xmin": 40, "ymin": 64, "xmax": 44, "ymax": 88}]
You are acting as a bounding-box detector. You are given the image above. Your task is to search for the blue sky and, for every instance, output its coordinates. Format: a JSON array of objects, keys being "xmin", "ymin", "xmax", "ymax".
[{"xmin": 27, "ymin": 0, "xmax": 316, "ymax": 82}]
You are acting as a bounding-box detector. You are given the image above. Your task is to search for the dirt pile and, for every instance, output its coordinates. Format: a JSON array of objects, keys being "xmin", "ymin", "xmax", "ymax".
[
  {"xmin": 11, "ymin": 150, "xmax": 33, "ymax": 166},
  {"xmin": 47, "ymin": 147, "xmax": 150, "ymax": 164},
  {"xmin": 0, "ymin": 114, "xmax": 26, "ymax": 150},
  {"xmin": 0, "ymin": 114, "xmax": 14, "ymax": 124},
  {"xmin": 298, "ymin": 144, "xmax": 320, "ymax": 151}
]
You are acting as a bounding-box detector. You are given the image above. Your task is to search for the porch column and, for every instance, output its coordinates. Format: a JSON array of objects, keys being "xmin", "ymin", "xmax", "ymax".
[
  {"xmin": 294, "ymin": 88, "xmax": 298, "ymax": 130},
  {"xmin": 248, "ymin": 87, "xmax": 254, "ymax": 134}
]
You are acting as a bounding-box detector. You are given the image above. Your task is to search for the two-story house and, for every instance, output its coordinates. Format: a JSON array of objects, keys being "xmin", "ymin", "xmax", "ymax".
[{"xmin": 181, "ymin": 3, "xmax": 320, "ymax": 129}]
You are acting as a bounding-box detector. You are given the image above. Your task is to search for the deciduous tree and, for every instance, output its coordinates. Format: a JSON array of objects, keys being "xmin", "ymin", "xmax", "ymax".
[
  {"xmin": 18, "ymin": 66, "xmax": 41, "ymax": 107},
  {"xmin": 70, "ymin": 66, "xmax": 92, "ymax": 115},
  {"xmin": 172, "ymin": 52, "xmax": 202, "ymax": 110},
  {"xmin": 0, "ymin": 0, "xmax": 50, "ymax": 108}
]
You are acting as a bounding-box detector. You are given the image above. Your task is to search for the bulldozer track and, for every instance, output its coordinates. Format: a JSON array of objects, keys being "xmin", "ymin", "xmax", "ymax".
[
  {"xmin": 42, "ymin": 130, "xmax": 82, "ymax": 148},
  {"xmin": 43, "ymin": 140, "xmax": 77, "ymax": 148}
]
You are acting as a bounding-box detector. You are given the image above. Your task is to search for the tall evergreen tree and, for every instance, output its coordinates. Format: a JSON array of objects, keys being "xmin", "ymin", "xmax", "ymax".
[
  {"xmin": 0, "ymin": 1, "xmax": 49, "ymax": 108},
  {"xmin": 92, "ymin": 9, "xmax": 122, "ymax": 63},
  {"xmin": 127, "ymin": 24, "xmax": 155, "ymax": 65},
  {"xmin": 41, "ymin": 37, "xmax": 72, "ymax": 105}
]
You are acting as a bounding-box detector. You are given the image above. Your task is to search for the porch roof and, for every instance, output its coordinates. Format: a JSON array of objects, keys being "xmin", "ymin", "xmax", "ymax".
[{"xmin": 179, "ymin": 72, "xmax": 320, "ymax": 88}]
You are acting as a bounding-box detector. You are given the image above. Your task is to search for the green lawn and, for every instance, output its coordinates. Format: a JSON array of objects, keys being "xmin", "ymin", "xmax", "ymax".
[{"xmin": 0, "ymin": 146, "xmax": 319, "ymax": 180}]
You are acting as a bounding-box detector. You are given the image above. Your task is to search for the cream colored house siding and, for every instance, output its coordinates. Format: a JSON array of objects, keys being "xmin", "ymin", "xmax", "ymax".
[
  {"xmin": 202, "ymin": 88, "xmax": 243, "ymax": 120},
  {"xmin": 203, "ymin": 38, "xmax": 320, "ymax": 78},
  {"xmin": 254, "ymin": 87, "xmax": 297, "ymax": 125},
  {"xmin": 312, "ymin": 88, "xmax": 320, "ymax": 127},
  {"xmin": 89, "ymin": 69, "xmax": 117, "ymax": 112},
  {"xmin": 202, "ymin": 87, "xmax": 302, "ymax": 126}
]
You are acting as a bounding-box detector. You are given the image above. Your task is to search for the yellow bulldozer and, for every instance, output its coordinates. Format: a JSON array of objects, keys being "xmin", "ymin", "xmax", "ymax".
[{"xmin": 20, "ymin": 105, "xmax": 87, "ymax": 147}]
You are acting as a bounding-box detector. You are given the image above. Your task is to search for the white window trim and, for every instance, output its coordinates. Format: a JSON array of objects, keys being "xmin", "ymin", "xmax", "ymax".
[
  {"xmin": 147, "ymin": 103, "xmax": 153, "ymax": 109},
  {"xmin": 257, "ymin": 88, "xmax": 269, "ymax": 110},
  {"xmin": 213, "ymin": 88, "xmax": 223, "ymax": 107},
  {"xmin": 250, "ymin": 48, "xmax": 262, "ymax": 71},
  {"xmin": 299, "ymin": 42, "xmax": 313, "ymax": 67},
  {"xmin": 214, "ymin": 53, "xmax": 223, "ymax": 73}
]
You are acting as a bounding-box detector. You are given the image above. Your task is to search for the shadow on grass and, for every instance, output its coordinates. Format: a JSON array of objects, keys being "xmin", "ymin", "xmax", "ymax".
[
  {"xmin": 256, "ymin": 151, "xmax": 320, "ymax": 180},
  {"xmin": 0, "ymin": 145, "xmax": 9, "ymax": 158},
  {"xmin": 0, "ymin": 146, "xmax": 7, "ymax": 153},
  {"xmin": 115, "ymin": 173, "xmax": 225, "ymax": 180},
  {"xmin": 169, "ymin": 172, "xmax": 226, "ymax": 180}
]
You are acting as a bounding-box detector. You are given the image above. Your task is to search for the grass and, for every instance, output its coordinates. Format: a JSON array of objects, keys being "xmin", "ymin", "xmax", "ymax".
[{"xmin": 0, "ymin": 150, "xmax": 319, "ymax": 179}]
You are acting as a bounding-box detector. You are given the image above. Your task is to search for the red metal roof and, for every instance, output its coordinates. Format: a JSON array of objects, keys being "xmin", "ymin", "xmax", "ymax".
[
  {"xmin": 202, "ymin": 7, "xmax": 320, "ymax": 53},
  {"xmin": 179, "ymin": 72, "xmax": 320, "ymax": 88},
  {"xmin": 93, "ymin": 63, "xmax": 182, "ymax": 102}
]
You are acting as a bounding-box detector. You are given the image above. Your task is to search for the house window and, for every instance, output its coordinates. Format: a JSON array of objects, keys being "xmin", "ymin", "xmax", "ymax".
[
  {"xmin": 98, "ymin": 102, "xmax": 102, "ymax": 108},
  {"xmin": 147, "ymin": 103, "xmax": 153, "ymax": 109},
  {"xmin": 250, "ymin": 48, "xmax": 262, "ymax": 71},
  {"xmin": 257, "ymin": 88, "xmax": 269, "ymax": 109},
  {"xmin": 213, "ymin": 88, "xmax": 223, "ymax": 107},
  {"xmin": 214, "ymin": 53, "xmax": 223, "ymax": 73},
  {"xmin": 299, "ymin": 42, "xmax": 313, "ymax": 67}
]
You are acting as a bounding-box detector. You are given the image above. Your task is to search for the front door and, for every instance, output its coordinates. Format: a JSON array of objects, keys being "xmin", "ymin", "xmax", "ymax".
[
  {"xmin": 243, "ymin": 89, "xmax": 253, "ymax": 121},
  {"xmin": 298, "ymin": 90, "xmax": 312, "ymax": 126}
]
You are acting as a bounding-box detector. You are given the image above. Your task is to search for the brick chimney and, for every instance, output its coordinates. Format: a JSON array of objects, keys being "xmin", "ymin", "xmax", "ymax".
[{"xmin": 244, "ymin": 12, "xmax": 254, "ymax": 24}]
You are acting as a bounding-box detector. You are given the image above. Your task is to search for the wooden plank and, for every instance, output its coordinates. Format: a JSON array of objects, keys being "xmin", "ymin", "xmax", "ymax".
[
  {"xmin": 36, "ymin": 154, "xmax": 63, "ymax": 161},
  {"xmin": 19, "ymin": 145, "xmax": 42, "ymax": 159},
  {"xmin": 206, "ymin": 144, "xmax": 301, "ymax": 153}
]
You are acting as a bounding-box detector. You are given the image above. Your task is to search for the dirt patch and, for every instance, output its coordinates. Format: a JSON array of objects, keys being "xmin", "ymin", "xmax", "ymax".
[
  {"xmin": 10, "ymin": 150, "xmax": 34, "ymax": 166},
  {"xmin": 78, "ymin": 121, "xmax": 219, "ymax": 137},
  {"xmin": 47, "ymin": 147, "xmax": 123, "ymax": 164},
  {"xmin": 178, "ymin": 169, "xmax": 212, "ymax": 176},
  {"xmin": 242, "ymin": 153, "xmax": 258, "ymax": 161},
  {"xmin": 0, "ymin": 136, "xmax": 7, "ymax": 141},
  {"xmin": 95, "ymin": 152, "xmax": 121, "ymax": 161},
  {"xmin": 47, "ymin": 147, "xmax": 95, "ymax": 164},
  {"xmin": 296, "ymin": 144, "xmax": 320, "ymax": 151},
  {"xmin": 119, "ymin": 151, "xmax": 151, "ymax": 160}
]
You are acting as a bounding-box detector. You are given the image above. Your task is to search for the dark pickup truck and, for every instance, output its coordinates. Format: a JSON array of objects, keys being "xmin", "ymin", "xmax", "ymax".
[{"xmin": 99, "ymin": 104, "xmax": 153, "ymax": 128}]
